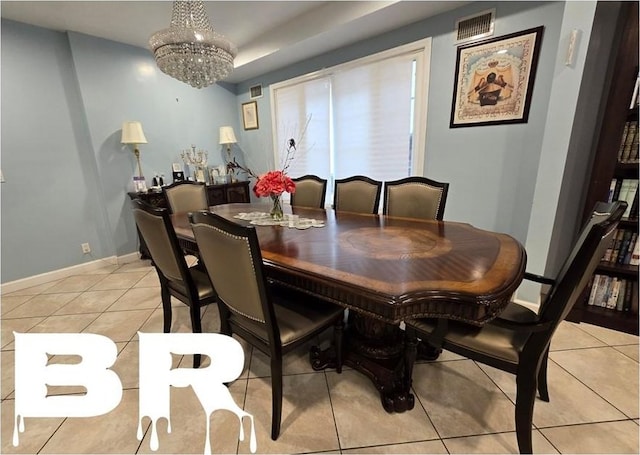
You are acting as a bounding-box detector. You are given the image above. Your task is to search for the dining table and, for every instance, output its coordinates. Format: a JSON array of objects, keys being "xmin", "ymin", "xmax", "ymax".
[{"xmin": 171, "ymin": 202, "xmax": 527, "ymax": 413}]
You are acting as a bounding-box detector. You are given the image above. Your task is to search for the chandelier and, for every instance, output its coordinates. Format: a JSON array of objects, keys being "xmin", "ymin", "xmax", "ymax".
[{"xmin": 149, "ymin": 1, "xmax": 237, "ymax": 89}]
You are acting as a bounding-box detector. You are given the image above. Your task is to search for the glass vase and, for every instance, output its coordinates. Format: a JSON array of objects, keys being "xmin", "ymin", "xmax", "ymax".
[{"xmin": 270, "ymin": 194, "xmax": 284, "ymax": 221}]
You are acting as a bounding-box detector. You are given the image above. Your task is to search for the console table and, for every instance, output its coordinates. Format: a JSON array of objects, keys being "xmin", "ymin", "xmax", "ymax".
[
  {"xmin": 127, "ymin": 180, "xmax": 250, "ymax": 209},
  {"xmin": 128, "ymin": 181, "xmax": 251, "ymax": 257}
]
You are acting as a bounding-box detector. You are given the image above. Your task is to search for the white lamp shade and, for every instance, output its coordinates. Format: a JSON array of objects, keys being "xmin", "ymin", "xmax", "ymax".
[
  {"xmin": 121, "ymin": 121, "xmax": 148, "ymax": 144},
  {"xmin": 219, "ymin": 126, "xmax": 237, "ymax": 144}
]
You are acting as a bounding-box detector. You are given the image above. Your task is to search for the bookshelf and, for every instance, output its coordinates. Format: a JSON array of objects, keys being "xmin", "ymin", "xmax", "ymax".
[{"xmin": 567, "ymin": 2, "xmax": 639, "ymax": 335}]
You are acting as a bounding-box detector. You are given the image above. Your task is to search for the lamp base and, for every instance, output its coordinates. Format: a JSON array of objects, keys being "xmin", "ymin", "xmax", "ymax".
[{"xmin": 133, "ymin": 147, "xmax": 143, "ymax": 178}]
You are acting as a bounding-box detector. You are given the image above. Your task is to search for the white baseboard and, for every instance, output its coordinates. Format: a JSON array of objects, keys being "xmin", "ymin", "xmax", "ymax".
[{"xmin": 1, "ymin": 252, "xmax": 141, "ymax": 294}]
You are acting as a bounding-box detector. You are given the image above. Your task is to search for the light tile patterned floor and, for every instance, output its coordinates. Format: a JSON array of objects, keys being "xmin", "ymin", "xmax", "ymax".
[{"xmin": 1, "ymin": 259, "xmax": 638, "ymax": 454}]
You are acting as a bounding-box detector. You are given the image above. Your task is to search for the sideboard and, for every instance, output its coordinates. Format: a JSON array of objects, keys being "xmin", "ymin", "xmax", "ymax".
[
  {"xmin": 128, "ymin": 180, "xmax": 251, "ymax": 257},
  {"xmin": 127, "ymin": 180, "xmax": 251, "ymax": 209}
]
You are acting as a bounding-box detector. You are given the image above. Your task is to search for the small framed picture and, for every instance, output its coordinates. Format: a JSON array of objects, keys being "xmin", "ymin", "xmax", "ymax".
[
  {"xmin": 172, "ymin": 171, "xmax": 185, "ymax": 182},
  {"xmin": 242, "ymin": 101, "xmax": 259, "ymax": 130},
  {"xmin": 194, "ymin": 168, "xmax": 206, "ymax": 183},
  {"xmin": 172, "ymin": 163, "xmax": 182, "ymax": 172},
  {"xmin": 133, "ymin": 176, "xmax": 147, "ymax": 193}
]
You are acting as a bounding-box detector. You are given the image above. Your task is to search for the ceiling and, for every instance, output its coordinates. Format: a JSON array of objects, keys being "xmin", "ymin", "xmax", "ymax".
[{"xmin": 1, "ymin": 1, "xmax": 469, "ymax": 84}]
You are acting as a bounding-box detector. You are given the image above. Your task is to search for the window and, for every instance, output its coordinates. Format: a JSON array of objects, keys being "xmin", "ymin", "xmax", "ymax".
[{"xmin": 270, "ymin": 38, "xmax": 431, "ymax": 205}]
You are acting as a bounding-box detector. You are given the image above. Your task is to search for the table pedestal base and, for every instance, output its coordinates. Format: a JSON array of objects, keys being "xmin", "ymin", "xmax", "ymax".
[{"xmin": 311, "ymin": 312, "xmax": 415, "ymax": 413}]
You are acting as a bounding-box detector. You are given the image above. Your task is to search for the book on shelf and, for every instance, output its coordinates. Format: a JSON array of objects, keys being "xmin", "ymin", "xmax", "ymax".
[
  {"xmin": 616, "ymin": 280, "xmax": 627, "ymax": 311},
  {"xmin": 631, "ymin": 127, "xmax": 640, "ymax": 162},
  {"xmin": 630, "ymin": 237, "xmax": 640, "ymax": 266},
  {"xmin": 630, "ymin": 76, "xmax": 640, "ymax": 110},
  {"xmin": 621, "ymin": 121, "xmax": 638, "ymax": 163},
  {"xmin": 613, "ymin": 178, "xmax": 639, "ymax": 217},
  {"xmin": 608, "ymin": 179, "xmax": 618, "ymax": 203},
  {"xmin": 609, "ymin": 229, "xmax": 625, "ymax": 263},
  {"xmin": 622, "ymin": 280, "xmax": 636, "ymax": 312},
  {"xmin": 622, "ymin": 179, "xmax": 638, "ymax": 218},
  {"xmin": 593, "ymin": 275, "xmax": 610, "ymax": 306},
  {"xmin": 609, "ymin": 178, "xmax": 623, "ymax": 202},
  {"xmin": 618, "ymin": 123, "xmax": 629, "ymax": 162},
  {"xmin": 617, "ymin": 230, "xmax": 634, "ymax": 264},
  {"xmin": 628, "ymin": 189, "xmax": 639, "ymax": 219},
  {"xmin": 603, "ymin": 228, "xmax": 617, "ymax": 262},
  {"xmin": 606, "ymin": 278, "xmax": 621, "ymax": 309},
  {"xmin": 621, "ymin": 231, "xmax": 638, "ymax": 265}
]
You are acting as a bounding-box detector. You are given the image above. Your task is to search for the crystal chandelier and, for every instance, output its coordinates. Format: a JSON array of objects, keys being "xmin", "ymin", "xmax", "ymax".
[{"xmin": 149, "ymin": 1, "xmax": 237, "ymax": 89}]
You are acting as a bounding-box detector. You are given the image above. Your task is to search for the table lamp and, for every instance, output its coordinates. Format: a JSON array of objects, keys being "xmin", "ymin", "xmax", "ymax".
[
  {"xmin": 121, "ymin": 121, "xmax": 148, "ymax": 178},
  {"xmin": 219, "ymin": 126, "xmax": 237, "ymax": 161},
  {"xmin": 219, "ymin": 126, "xmax": 238, "ymax": 182}
]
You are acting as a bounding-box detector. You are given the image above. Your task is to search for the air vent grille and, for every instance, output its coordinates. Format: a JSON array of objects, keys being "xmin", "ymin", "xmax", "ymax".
[
  {"xmin": 250, "ymin": 84, "xmax": 263, "ymax": 99},
  {"xmin": 455, "ymin": 9, "xmax": 495, "ymax": 43}
]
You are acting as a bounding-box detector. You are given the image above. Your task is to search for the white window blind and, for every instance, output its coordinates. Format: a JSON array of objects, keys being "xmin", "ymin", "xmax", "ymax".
[
  {"xmin": 332, "ymin": 54, "xmax": 415, "ymax": 180},
  {"xmin": 270, "ymin": 38, "xmax": 431, "ymax": 205}
]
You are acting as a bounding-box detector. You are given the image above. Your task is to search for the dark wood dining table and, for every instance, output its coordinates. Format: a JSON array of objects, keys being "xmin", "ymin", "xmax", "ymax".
[{"xmin": 172, "ymin": 203, "xmax": 527, "ymax": 412}]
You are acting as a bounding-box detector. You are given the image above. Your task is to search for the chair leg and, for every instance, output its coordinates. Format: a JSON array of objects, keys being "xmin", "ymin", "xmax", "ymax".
[
  {"xmin": 217, "ymin": 305, "xmax": 232, "ymax": 336},
  {"xmin": 333, "ymin": 315, "xmax": 344, "ymax": 374},
  {"xmin": 515, "ymin": 371, "xmax": 537, "ymax": 454},
  {"xmin": 537, "ymin": 348, "xmax": 550, "ymax": 402},
  {"xmin": 190, "ymin": 304, "xmax": 203, "ymax": 368},
  {"xmin": 270, "ymin": 356, "xmax": 283, "ymax": 440},
  {"xmin": 161, "ymin": 286, "xmax": 172, "ymax": 333}
]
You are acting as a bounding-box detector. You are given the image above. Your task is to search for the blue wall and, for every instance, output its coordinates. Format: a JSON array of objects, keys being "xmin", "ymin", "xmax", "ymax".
[
  {"xmin": 1, "ymin": 20, "xmax": 240, "ymax": 282},
  {"xmin": 1, "ymin": 1, "xmax": 606, "ymax": 302}
]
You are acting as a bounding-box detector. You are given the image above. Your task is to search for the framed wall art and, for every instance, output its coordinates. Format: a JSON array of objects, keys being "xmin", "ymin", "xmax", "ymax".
[
  {"xmin": 450, "ymin": 26, "xmax": 544, "ymax": 128},
  {"xmin": 242, "ymin": 101, "xmax": 259, "ymax": 130}
]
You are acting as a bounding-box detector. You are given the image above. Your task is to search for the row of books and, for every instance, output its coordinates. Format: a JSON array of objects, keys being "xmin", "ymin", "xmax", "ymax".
[
  {"xmin": 586, "ymin": 275, "xmax": 637, "ymax": 312},
  {"xmin": 630, "ymin": 76, "xmax": 640, "ymax": 110},
  {"xmin": 607, "ymin": 178, "xmax": 639, "ymax": 219},
  {"xmin": 603, "ymin": 228, "xmax": 639, "ymax": 266},
  {"xmin": 617, "ymin": 120, "xmax": 639, "ymax": 163}
]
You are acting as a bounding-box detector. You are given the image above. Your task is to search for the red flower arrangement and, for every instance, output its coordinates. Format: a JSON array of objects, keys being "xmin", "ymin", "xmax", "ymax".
[
  {"xmin": 226, "ymin": 116, "xmax": 311, "ymax": 220},
  {"xmin": 252, "ymin": 170, "xmax": 296, "ymax": 198}
]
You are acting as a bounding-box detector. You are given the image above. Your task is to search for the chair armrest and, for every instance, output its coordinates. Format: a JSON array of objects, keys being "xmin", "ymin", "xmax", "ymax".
[
  {"xmin": 490, "ymin": 317, "xmax": 553, "ymax": 332},
  {"xmin": 524, "ymin": 272, "xmax": 555, "ymax": 286}
]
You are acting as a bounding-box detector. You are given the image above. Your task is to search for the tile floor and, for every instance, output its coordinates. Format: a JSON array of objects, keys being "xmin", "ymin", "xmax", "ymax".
[{"xmin": 1, "ymin": 258, "xmax": 638, "ymax": 454}]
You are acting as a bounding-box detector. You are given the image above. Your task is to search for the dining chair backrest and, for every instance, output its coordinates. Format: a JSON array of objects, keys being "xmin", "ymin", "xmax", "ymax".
[
  {"xmin": 290, "ymin": 175, "xmax": 327, "ymax": 208},
  {"xmin": 189, "ymin": 211, "xmax": 274, "ymax": 334},
  {"xmin": 163, "ymin": 181, "xmax": 208, "ymax": 214},
  {"xmin": 537, "ymin": 200, "xmax": 626, "ymax": 329},
  {"xmin": 132, "ymin": 199, "xmax": 218, "ymax": 368},
  {"xmin": 383, "ymin": 176, "xmax": 449, "ymax": 220},
  {"xmin": 132, "ymin": 199, "xmax": 189, "ymax": 284},
  {"xmin": 334, "ymin": 175, "xmax": 382, "ymax": 214}
]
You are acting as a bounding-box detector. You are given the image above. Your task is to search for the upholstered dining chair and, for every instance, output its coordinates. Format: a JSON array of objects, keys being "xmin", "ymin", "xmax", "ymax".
[
  {"xmin": 333, "ymin": 175, "xmax": 382, "ymax": 214},
  {"xmin": 383, "ymin": 176, "xmax": 449, "ymax": 220},
  {"xmin": 131, "ymin": 199, "xmax": 218, "ymax": 368},
  {"xmin": 404, "ymin": 200, "xmax": 626, "ymax": 454},
  {"xmin": 290, "ymin": 174, "xmax": 327, "ymax": 208},
  {"xmin": 189, "ymin": 210, "xmax": 344, "ymax": 440},
  {"xmin": 162, "ymin": 180, "xmax": 208, "ymax": 214}
]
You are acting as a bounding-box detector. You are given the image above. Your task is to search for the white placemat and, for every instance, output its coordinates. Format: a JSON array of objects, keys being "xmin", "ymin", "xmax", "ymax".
[{"xmin": 234, "ymin": 212, "xmax": 325, "ymax": 229}]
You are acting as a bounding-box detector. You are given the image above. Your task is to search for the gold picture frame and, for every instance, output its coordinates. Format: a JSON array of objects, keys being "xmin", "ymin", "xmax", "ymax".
[
  {"xmin": 242, "ymin": 101, "xmax": 259, "ymax": 130},
  {"xmin": 450, "ymin": 26, "xmax": 544, "ymax": 127}
]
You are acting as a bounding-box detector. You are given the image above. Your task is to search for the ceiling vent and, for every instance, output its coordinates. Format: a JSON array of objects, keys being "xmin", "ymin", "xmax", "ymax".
[{"xmin": 455, "ymin": 9, "xmax": 495, "ymax": 44}]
